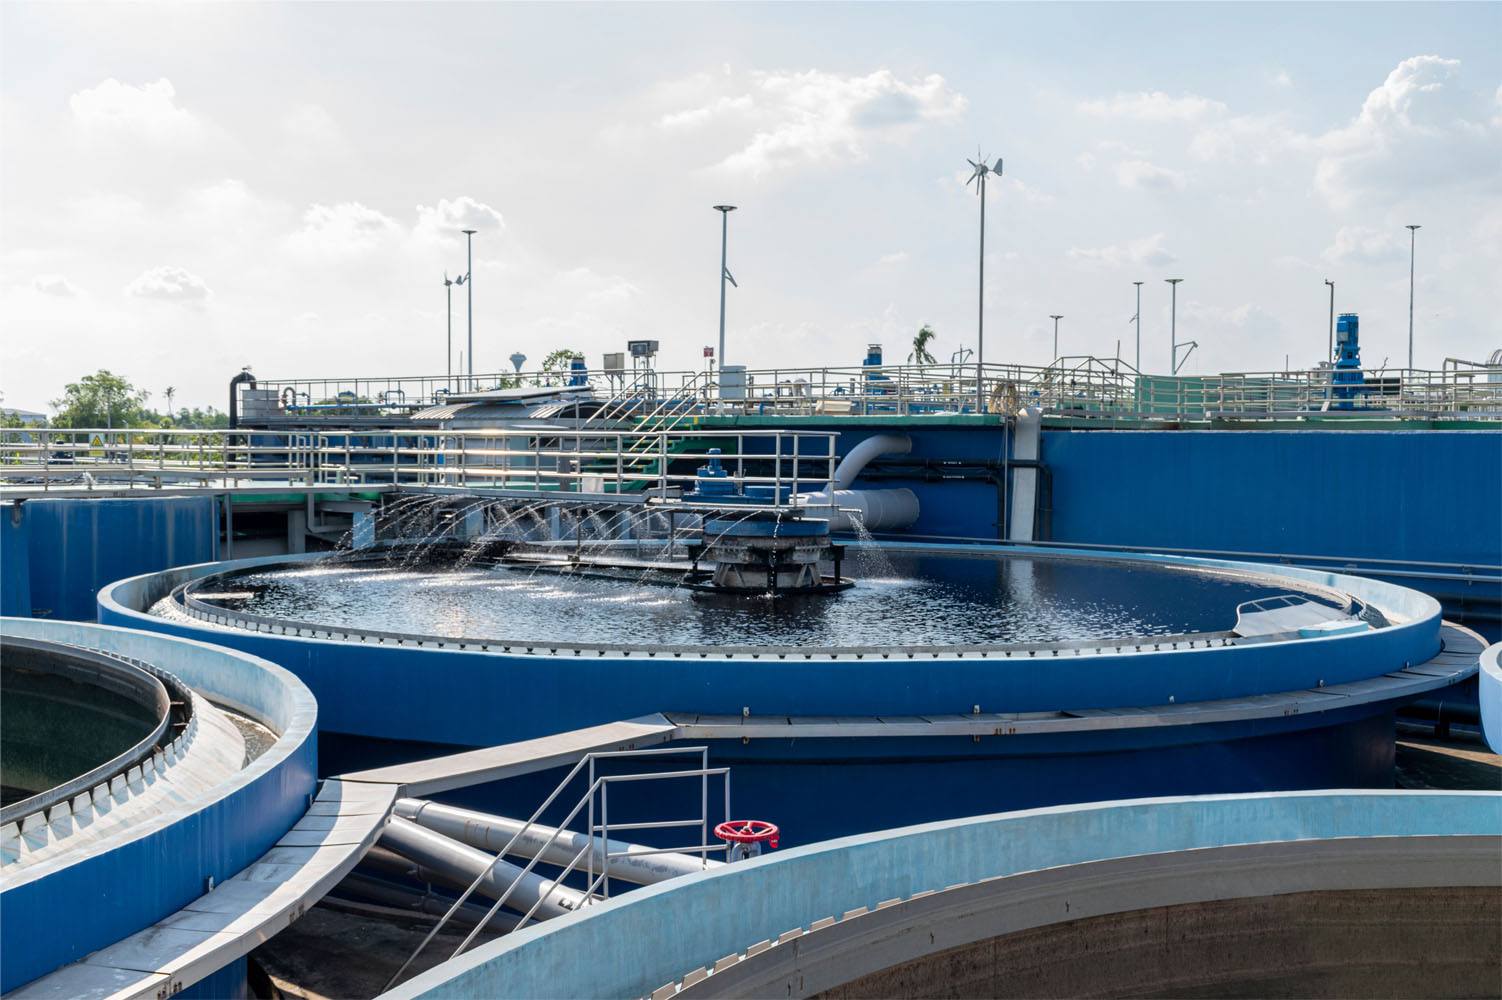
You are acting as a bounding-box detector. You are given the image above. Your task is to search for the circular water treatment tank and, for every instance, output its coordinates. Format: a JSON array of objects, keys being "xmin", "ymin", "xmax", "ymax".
[
  {"xmin": 0, "ymin": 637, "xmax": 188, "ymax": 821},
  {"xmin": 169, "ymin": 546, "xmax": 1357, "ymax": 652}
]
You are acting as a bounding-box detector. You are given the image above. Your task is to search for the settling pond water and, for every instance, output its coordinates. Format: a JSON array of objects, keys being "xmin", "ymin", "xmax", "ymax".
[{"xmin": 186, "ymin": 549, "xmax": 1333, "ymax": 649}]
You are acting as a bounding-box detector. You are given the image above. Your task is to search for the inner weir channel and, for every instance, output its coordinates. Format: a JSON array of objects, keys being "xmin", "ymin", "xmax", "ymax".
[{"xmin": 181, "ymin": 547, "xmax": 1347, "ymax": 649}]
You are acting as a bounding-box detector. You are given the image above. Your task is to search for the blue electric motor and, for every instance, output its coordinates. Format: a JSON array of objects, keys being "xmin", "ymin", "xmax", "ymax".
[{"xmin": 1331, "ymin": 313, "xmax": 1364, "ymax": 408}]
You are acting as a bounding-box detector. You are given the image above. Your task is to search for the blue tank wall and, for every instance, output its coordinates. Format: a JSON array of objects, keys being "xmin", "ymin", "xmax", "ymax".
[
  {"xmin": 1, "ymin": 506, "xmax": 30, "ymax": 616},
  {"xmin": 99, "ymin": 550, "xmax": 1441, "ymax": 751},
  {"xmin": 20, "ymin": 496, "xmax": 218, "ymax": 621},
  {"xmin": 1039, "ymin": 429, "xmax": 1501, "ymax": 568},
  {"xmin": 0, "ymin": 619, "xmax": 317, "ymax": 994}
]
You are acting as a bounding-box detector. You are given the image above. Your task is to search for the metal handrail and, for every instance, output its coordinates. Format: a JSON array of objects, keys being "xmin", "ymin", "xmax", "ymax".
[{"xmin": 383, "ymin": 745, "xmax": 727, "ymax": 993}]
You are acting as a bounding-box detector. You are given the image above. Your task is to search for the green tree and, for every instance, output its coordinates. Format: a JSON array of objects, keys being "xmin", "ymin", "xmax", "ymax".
[
  {"xmin": 908, "ymin": 325, "xmax": 937, "ymax": 365},
  {"xmin": 534, "ymin": 348, "xmax": 584, "ymax": 386},
  {"xmin": 50, "ymin": 370, "xmax": 153, "ymax": 428}
]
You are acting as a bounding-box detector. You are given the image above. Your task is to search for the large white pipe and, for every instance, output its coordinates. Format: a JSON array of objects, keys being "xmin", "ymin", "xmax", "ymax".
[
  {"xmin": 377, "ymin": 816, "xmax": 585, "ymax": 919},
  {"xmin": 828, "ymin": 433, "xmax": 912, "ymax": 492},
  {"xmin": 796, "ymin": 488, "xmax": 920, "ymax": 532},
  {"xmin": 395, "ymin": 798, "xmax": 720, "ymax": 885},
  {"xmin": 797, "ymin": 433, "xmax": 919, "ymax": 531}
]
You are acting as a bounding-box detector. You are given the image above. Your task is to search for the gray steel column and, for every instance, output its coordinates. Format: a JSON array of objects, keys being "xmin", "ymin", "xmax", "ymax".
[
  {"xmin": 1406, "ymin": 224, "xmax": 1420, "ymax": 370},
  {"xmin": 714, "ymin": 205, "xmax": 736, "ymax": 376},
  {"xmin": 462, "ymin": 228, "xmax": 477, "ymax": 387},
  {"xmin": 1133, "ymin": 281, "xmax": 1143, "ymax": 372},
  {"xmin": 1325, "ymin": 278, "xmax": 1335, "ymax": 361}
]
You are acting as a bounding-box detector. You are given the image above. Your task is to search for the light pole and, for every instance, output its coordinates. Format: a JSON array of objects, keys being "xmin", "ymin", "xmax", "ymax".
[
  {"xmin": 965, "ymin": 154, "xmax": 1002, "ymax": 412},
  {"xmin": 1049, "ymin": 315, "xmax": 1063, "ymax": 361},
  {"xmin": 1406, "ymin": 224, "xmax": 1420, "ymax": 370},
  {"xmin": 444, "ymin": 273, "xmax": 454, "ymax": 387},
  {"xmin": 1324, "ymin": 278, "xmax": 1335, "ymax": 362},
  {"xmin": 461, "ymin": 228, "xmax": 477, "ymax": 388},
  {"xmin": 714, "ymin": 206, "xmax": 737, "ymax": 381},
  {"xmin": 1132, "ymin": 281, "xmax": 1143, "ymax": 372},
  {"xmin": 1166, "ymin": 278, "xmax": 1184, "ymax": 373}
]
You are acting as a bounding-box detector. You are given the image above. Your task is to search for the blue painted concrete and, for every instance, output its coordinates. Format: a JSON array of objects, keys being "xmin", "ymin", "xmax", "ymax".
[
  {"xmin": 0, "ymin": 619, "xmax": 317, "ymax": 993},
  {"xmin": 1039, "ymin": 429, "xmax": 1501, "ymax": 569},
  {"xmin": 389, "ymin": 790, "xmax": 1502, "ymax": 1000},
  {"xmin": 1482, "ymin": 643, "xmax": 1501, "ymax": 755},
  {"xmin": 99, "ymin": 548, "xmax": 1441, "ymax": 752},
  {"xmin": 1, "ymin": 505, "xmax": 30, "ymax": 617},
  {"xmin": 20, "ymin": 496, "xmax": 218, "ymax": 621}
]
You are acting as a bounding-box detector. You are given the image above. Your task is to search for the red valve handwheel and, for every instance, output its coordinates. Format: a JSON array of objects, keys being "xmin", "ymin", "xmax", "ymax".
[{"xmin": 714, "ymin": 819, "xmax": 779, "ymax": 849}]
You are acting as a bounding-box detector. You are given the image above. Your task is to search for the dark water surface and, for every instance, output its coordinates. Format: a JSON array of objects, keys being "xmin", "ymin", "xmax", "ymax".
[{"xmin": 189, "ymin": 549, "xmax": 1326, "ymax": 649}]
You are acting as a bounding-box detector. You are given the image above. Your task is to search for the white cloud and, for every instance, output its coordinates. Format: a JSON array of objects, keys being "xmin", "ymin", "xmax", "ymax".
[
  {"xmin": 1115, "ymin": 160, "xmax": 1187, "ymax": 191},
  {"xmin": 126, "ymin": 265, "xmax": 211, "ymax": 301},
  {"xmin": 1321, "ymin": 226, "xmax": 1407, "ymax": 265},
  {"xmin": 1272, "ymin": 69, "xmax": 1294, "ymax": 89},
  {"xmin": 1067, "ymin": 233, "xmax": 1176, "ymax": 268},
  {"xmin": 1078, "ymin": 91, "xmax": 1226, "ymax": 122},
  {"xmin": 878, "ymin": 251, "xmax": 908, "ymax": 265},
  {"xmin": 662, "ymin": 69, "xmax": 966, "ymax": 176},
  {"xmin": 288, "ymin": 202, "xmax": 401, "ymax": 256},
  {"xmin": 32, "ymin": 274, "xmax": 83, "ymax": 298},
  {"xmin": 69, "ymin": 78, "xmax": 201, "ymax": 144},
  {"xmin": 658, "ymin": 95, "xmax": 753, "ymax": 129},
  {"xmin": 1314, "ymin": 55, "xmax": 1501, "ymax": 208},
  {"xmin": 413, "ymin": 197, "xmax": 505, "ymax": 244}
]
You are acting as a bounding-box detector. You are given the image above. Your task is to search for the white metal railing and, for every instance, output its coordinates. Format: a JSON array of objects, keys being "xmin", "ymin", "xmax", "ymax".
[
  {"xmin": 248, "ymin": 358, "xmax": 1502, "ymax": 423},
  {"xmin": 384, "ymin": 746, "xmax": 730, "ymax": 993},
  {"xmin": 0, "ymin": 426, "xmax": 839, "ymax": 499}
]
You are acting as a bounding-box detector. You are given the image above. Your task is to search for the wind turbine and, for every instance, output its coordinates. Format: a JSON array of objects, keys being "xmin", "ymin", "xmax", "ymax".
[{"xmin": 966, "ymin": 152, "xmax": 1002, "ymax": 412}]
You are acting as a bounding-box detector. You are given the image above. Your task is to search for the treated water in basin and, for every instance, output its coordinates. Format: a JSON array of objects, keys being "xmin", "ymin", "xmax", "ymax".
[{"xmin": 190, "ymin": 550, "xmax": 1329, "ymax": 648}]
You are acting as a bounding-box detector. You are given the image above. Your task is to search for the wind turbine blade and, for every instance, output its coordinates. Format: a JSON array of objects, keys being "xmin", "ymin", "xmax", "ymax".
[{"xmin": 967, "ymin": 158, "xmax": 980, "ymax": 170}]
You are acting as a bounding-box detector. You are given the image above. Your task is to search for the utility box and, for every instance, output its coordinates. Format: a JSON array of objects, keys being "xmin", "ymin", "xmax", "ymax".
[
  {"xmin": 720, "ymin": 365, "xmax": 747, "ymax": 400},
  {"xmin": 628, "ymin": 340, "xmax": 660, "ymax": 359},
  {"xmin": 603, "ymin": 353, "xmax": 625, "ymax": 376}
]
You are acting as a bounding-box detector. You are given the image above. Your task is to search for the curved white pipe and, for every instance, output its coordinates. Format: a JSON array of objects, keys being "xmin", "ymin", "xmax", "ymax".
[
  {"xmin": 829, "ymin": 433, "xmax": 912, "ymax": 492},
  {"xmin": 797, "ymin": 488, "xmax": 920, "ymax": 532},
  {"xmin": 799, "ymin": 433, "xmax": 918, "ymax": 531}
]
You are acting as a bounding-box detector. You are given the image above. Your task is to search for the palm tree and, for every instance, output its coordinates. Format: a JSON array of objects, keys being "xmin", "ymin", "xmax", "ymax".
[
  {"xmin": 908, "ymin": 325, "xmax": 937, "ymax": 365},
  {"xmin": 164, "ymin": 386, "xmax": 176, "ymax": 415}
]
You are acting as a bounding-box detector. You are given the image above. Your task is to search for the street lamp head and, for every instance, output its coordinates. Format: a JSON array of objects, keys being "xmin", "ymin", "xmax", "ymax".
[
  {"xmin": 1133, "ymin": 281, "xmax": 1143, "ymax": 287},
  {"xmin": 1165, "ymin": 278, "xmax": 1183, "ymax": 285},
  {"xmin": 713, "ymin": 205, "xmax": 737, "ymax": 214},
  {"xmin": 1406, "ymin": 224, "xmax": 1421, "ymax": 232},
  {"xmin": 1050, "ymin": 314, "xmax": 1063, "ymax": 321},
  {"xmin": 461, "ymin": 228, "xmax": 477, "ymax": 236},
  {"xmin": 1325, "ymin": 278, "xmax": 1334, "ymax": 287}
]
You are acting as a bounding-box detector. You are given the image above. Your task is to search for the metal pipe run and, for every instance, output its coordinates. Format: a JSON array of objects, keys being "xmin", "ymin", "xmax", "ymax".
[
  {"xmin": 394, "ymin": 799, "xmax": 721, "ymax": 885},
  {"xmin": 828, "ymin": 433, "xmax": 912, "ymax": 492},
  {"xmin": 377, "ymin": 816, "xmax": 585, "ymax": 919}
]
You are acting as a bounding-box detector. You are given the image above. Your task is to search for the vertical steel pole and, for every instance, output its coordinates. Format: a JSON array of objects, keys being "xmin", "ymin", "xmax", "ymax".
[
  {"xmin": 1325, "ymin": 279, "xmax": 1335, "ymax": 362},
  {"xmin": 718, "ymin": 211, "xmax": 728, "ymax": 368},
  {"xmin": 1133, "ymin": 282, "xmax": 1142, "ymax": 371},
  {"xmin": 463, "ymin": 229, "xmax": 477, "ymax": 388},
  {"xmin": 1406, "ymin": 225, "xmax": 1420, "ymax": 370},
  {"xmin": 1166, "ymin": 279, "xmax": 1183, "ymax": 373},
  {"xmin": 446, "ymin": 280, "xmax": 453, "ymax": 388},
  {"xmin": 976, "ymin": 170, "xmax": 985, "ymax": 414}
]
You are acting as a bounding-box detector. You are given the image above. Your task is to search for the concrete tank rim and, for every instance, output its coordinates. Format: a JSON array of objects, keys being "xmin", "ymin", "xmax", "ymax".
[
  {"xmin": 381, "ymin": 788, "xmax": 1502, "ymax": 1000},
  {"xmin": 0, "ymin": 615, "xmax": 318, "ymax": 889},
  {"xmin": 98, "ymin": 543, "xmax": 1439, "ymax": 660}
]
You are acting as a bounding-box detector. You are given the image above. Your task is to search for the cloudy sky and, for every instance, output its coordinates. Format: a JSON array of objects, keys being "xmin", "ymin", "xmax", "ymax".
[{"xmin": 2, "ymin": 2, "xmax": 1499, "ymax": 412}]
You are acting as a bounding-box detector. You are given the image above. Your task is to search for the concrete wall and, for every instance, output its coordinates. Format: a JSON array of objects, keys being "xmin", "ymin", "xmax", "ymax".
[
  {"xmin": 1039, "ymin": 429, "xmax": 1501, "ymax": 568},
  {"xmin": 97, "ymin": 547, "xmax": 1442, "ymax": 750},
  {"xmin": 386, "ymin": 790, "xmax": 1502, "ymax": 1000},
  {"xmin": 817, "ymin": 887, "xmax": 1499, "ymax": 999},
  {"xmin": 16, "ymin": 496, "xmax": 218, "ymax": 621},
  {"xmin": 0, "ymin": 618, "xmax": 317, "ymax": 993}
]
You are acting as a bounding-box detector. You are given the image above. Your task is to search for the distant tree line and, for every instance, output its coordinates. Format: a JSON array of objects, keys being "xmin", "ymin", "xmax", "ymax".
[{"xmin": 21, "ymin": 370, "xmax": 231, "ymax": 429}]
